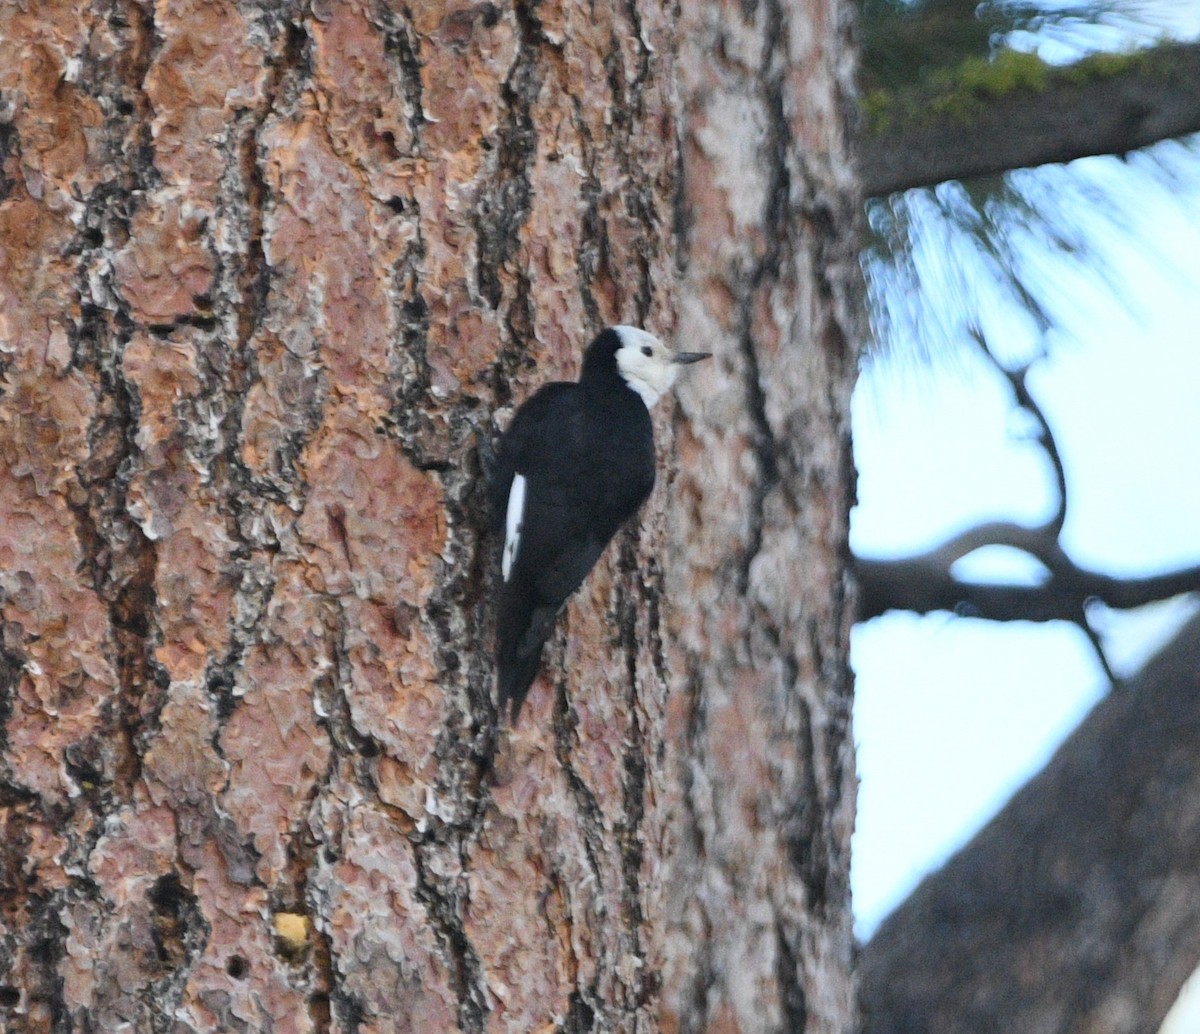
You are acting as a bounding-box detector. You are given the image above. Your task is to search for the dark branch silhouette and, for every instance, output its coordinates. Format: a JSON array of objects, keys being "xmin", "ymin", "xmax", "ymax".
[
  {"xmin": 855, "ymin": 546, "xmax": 1200, "ymax": 622},
  {"xmin": 854, "ymin": 336, "xmax": 1200, "ymax": 681},
  {"xmin": 967, "ymin": 328, "xmax": 1067, "ymax": 537}
]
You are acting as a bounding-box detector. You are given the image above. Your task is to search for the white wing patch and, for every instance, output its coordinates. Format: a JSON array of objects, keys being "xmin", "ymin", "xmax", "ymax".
[{"xmin": 502, "ymin": 473, "xmax": 527, "ymax": 583}]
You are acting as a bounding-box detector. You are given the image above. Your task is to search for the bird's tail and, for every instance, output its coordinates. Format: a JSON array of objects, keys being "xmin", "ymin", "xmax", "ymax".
[{"xmin": 497, "ymin": 603, "xmax": 558, "ymax": 724}]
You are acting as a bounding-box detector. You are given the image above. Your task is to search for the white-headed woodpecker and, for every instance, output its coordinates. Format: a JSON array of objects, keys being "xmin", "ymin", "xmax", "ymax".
[{"xmin": 491, "ymin": 325, "xmax": 710, "ymax": 723}]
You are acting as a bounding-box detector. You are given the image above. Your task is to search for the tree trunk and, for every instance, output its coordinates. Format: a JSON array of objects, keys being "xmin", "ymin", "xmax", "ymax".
[
  {"xmin": 859, "ymin": 613, "xmax": 1200, "ymax": 1034},
  {"xmin": 664, "ymin": 1, "xmax": 862, "ymax": 1031},
  {"xmin": 0, "ymin": 2, "xmax": 860, "ymax": 1032}
]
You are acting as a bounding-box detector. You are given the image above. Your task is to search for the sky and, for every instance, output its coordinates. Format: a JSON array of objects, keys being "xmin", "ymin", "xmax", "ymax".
[{"xmin": 849, "ymin": 22, "xmax": 1200, "ymax": 941}]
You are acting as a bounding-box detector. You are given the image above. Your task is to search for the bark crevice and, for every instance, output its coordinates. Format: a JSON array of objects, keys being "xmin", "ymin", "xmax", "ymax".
[
  {"xmin": 411, "ymin": 838, "xmax": 490, "ymax": 1033},
  {"xmin": 615, "ymin": 534, "xmax": 651, "ymax": 1008},
  {"xmin": 476, "ymin": 5, "xmax": 542, "ymax": 314},
  {"xmin": 736, "ymin": 0, "xmax": 791, "ymax": 595},
  {"xmin": 554, "ymin": 670, "xmax": 609, "ymax": 897},
  {"xmin": 69, "ymin": 62, "xmax": 166, "ymax": 803}
]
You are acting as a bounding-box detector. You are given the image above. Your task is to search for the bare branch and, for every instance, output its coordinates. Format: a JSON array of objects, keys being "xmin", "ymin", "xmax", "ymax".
[
  {"xmin": 912, "ymin": 519, "xmax": 1067, "ymax": 573},
  {"xmin": 1077, "ymin": 602, "xmax": 1120, "ymax": 686},
  {"xmin": 854, "ymin": 551, "xmax": 1200, "ymax": 623},
  {"xmin": 968, "ymin": 329, "xmax": 1068, "ymax": 535},
  {"xmin": 866, "ymin": 337, "xmax": 1130, "ymax": 674}
]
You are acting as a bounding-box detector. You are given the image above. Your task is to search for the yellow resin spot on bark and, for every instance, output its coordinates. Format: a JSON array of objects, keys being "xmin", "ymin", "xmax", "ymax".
[{"xmin": 273, "ymin": 912, "xmax": 309, "ymax": 949}]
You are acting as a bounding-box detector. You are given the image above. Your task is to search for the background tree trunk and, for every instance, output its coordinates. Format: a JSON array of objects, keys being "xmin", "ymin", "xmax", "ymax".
[
  {"xmin": 0, "ymin": 2, "xmax": 860, "ymax": 1031},
  {"xmin": 858, "ymin": 614, "xmax": 1200, "ymax": 1034}
]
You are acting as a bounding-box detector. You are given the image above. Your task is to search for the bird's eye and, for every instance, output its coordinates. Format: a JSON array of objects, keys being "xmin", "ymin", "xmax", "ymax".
[{"xmin": 641, "ymin": 346, "xmax": 652, "ymax": 357}]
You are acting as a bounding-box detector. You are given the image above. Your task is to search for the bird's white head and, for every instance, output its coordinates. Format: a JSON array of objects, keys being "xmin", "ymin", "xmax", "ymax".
[{"xmin": 612, "ymin": 325, "xmax": 711, "ymax": 409}]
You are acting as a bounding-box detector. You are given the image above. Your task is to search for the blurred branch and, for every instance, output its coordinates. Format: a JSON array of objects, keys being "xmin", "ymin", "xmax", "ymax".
[
  {"xmin": 853, "ymin": 506, "xmax": 1200, "ymax": 686},
  {"xmin": 860, "ymin": 39, "xmax": 1200, "ymax": 197},
  {"xmin": 968, "ymin": 328, "xmax": 1067, "ymax": 534},
  {"xmin": 858, "ymin": 612, "xmax": 1200, "ymax": 1033},
  {"xmin": 852, "ymin": 338, "xmax": 1200, "ymax": 682},
  {"xmin": 854, "ymin": 548, "xmax": 1200, "ymax": 622}
]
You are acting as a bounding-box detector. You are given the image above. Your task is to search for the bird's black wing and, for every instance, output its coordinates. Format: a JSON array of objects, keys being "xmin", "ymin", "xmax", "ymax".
[
  {"xmin": 489, "ymin": 382, "xmax": 573, "ymax": 536},
  {"xmin": 494, "ymin": 385, "xmax": 616, "ymax": 721},
  {"xmin": 493, "ymin": 382, "xmax": 658, "ymax": 722}
]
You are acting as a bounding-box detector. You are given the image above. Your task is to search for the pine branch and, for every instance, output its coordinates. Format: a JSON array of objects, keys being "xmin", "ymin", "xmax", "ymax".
[{"xmin": 860, "ymin": 39, "xmax": 1200, "ymax": 197}]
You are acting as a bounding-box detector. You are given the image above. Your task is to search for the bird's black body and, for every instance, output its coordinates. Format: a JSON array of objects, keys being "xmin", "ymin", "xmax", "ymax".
[{"xmin": 492, "ymin": 329, "xmax": 658, "ymax": 722}]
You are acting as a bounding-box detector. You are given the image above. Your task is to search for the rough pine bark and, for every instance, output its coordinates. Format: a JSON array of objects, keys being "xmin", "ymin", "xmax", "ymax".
[
  {"xmin": 0, "ymin": 1, "xmax": 861, "ymax": 1032},
  {"xmin": 664, "ymin": 1, "xmax": 862, "ymax": 1031}
]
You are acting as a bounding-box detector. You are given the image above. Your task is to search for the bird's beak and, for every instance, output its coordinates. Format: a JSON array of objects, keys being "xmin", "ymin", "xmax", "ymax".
[{"xmin": 672, "ymin": 351, "xmax": 712, "ymax": 365}]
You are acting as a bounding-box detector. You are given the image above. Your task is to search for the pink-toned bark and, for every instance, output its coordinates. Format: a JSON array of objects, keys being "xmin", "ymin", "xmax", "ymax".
[
  {"xmin": 664, "ymin": 2, "xmax": 862, "ymax": 1030},
  {"xmin": 0, "ymin": 2, "xmax": 859, "ymax": 1031}
]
